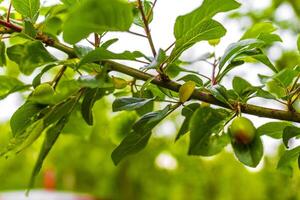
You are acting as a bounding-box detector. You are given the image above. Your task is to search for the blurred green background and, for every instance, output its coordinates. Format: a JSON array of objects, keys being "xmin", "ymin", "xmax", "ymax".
[{"xmin": 0, "ymin": 99, "xmax": 299, "ymax": 200}]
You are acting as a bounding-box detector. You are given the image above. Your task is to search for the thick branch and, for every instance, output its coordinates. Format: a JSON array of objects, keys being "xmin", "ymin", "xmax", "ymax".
[
  {"xmin": 106, "ymin": 61, "xmax": 300, "ymax": 123},
  {"xmin": 1, "ymin": 19, "xmax": 300, "ymax": 123},
  {"xmin": 0, "ymin": 19, "xmax": 76, "ymax": 57}
]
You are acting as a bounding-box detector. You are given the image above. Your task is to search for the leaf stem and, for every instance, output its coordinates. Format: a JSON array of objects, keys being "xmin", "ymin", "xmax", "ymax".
[
  {"xmin": 165, "ymin": 42, "xmax": 175, "ymax": 52},
  {"xmin": 127, "ymin": 30, "xmax": 147, "ymax": 38},
  {"xmin": 52, "ymin": 65, "xmax": 67, "ymax": 89}
]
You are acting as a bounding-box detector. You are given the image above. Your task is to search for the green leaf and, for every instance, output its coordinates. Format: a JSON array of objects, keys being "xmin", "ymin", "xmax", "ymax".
[
  {"xmin": 77, "ymin": 75, "xmax": 114, "ymax": 89},
  {"xmin": 188, "ymin": 107, "xmax": 231, "ymax": 156},
  {"xmin": 277, "ymin": 146, "xmax": 300, "ymax": 176},
  {"xmin": 43, "ymin": 97, "xmax": 78, "ymax": 126},
  {"xmin": 101, "ymin": 38, "xmax": 119, "ymax": 49},
  {"xmin": 232, "ymin": 48, "xmax": 278, "ymax": 73},
  {"xmin": 2, "ymin": 98, "xmax": 78, "ymax": 157},
  {"xmin": 170, "ymin": 19, "xmax": 226, "ymax": 63},
  {"xmin": 209, "ymin": 85, "xmax": 231, "ymax": 106},
  {"xmin": 0, "ymin": 76, "xmax": 25, "ymax": 99},
  {"xmin": 132, "ymin": 105, "xmax": 172, "ymax": 133},
  {"xmin": 133, "ymin": 0, "xmax": 153, "ymax": 27},
  {"xmin": 0, "ymin": 41, "xmax": 6, "ymax": 66},
  {"xmin": 231, "ymin": 135, "xmax": 263, "ymax": 167},
  {"xmin": 32, "ymin": 63, "xmax": 57, "ymax": 88},
  {"xmin": 112, "ymin": 105, "xmax": 172, "ymax": 165},
  {"xmin": 112, "ymin": 97, "xmax": 155, "ymax": 112},
  {"xmin": 257, "ymin": 122, "xmax": 291, "ymax": 139},
  {"xmin": 241, "ymin": 22, "xmax": 277, "ymax": 40},
  {"xmin": 232, "ymin": 76, "xmax": 256, "ymax": 99},
  {"xmin": 111, "ymin": 130, "xmax": 152, "ymax": 165},
  {"xmin": 268, "ymin": 83, "xmax": 287, "ymax": 99},
  {"xmin": 23, "ymin": 19, "xmax": 37, "ymax": 37},
  {"xmin": 178, "ymin": 74, "xmax": 203, "ymax": 87},
  {"xmin": 142, "ymin": 48, "xmax": 166, "ymax": 70},
  {"xmin": 81, "ymin": 88, "xmax": 106, "ymax": 125},
  {"xmin": 79, "ymin": 47, "xmax": 144, "ymax": 66},
  {"xmin": 12, "ymin": 0, "xmax": 40, "ymax": 21},
  {"xmin": 174, "ymin": 0, "xmax": 240, "ymax": 39},
  {"xmin": 258, "ymin": 33, "xmax": 282, "ymax": 44},
  {"xmin": 28, "ymin": 116, "xmax": 69, "ymax": 191},
  {"xmin": 251, "ymin": 53, "xmax": 277, "ymax": 73},
  {"xmin": 18, "ymin": 98, "xmax": 78, "ymax": 152},
  {"xmin": 170, "ymin": 0, "xmax": 240, "ymax": 63},
  {"xmin": 283, "ymin": 126, "xmax": 300, "ymax": 148},
  {"xmin": 15, "ymin": 119, "xmax": 45, "ymax": 153},
  {"xmin": 273, "ymin": 68, "xmax": 298, "ymax": 87},
  {"xmin": 7, "ymin": 41, "xmax": 57, "ymax": 75},
  {"xmin": 10, "ymin": 102, "xmax": 46, "ymax": 137},
  {"xmin": 175, "ymin": 103, "xmax": 200, "ymax": 141},
  {"xmin": 255, "ymin": 87, "xmax": 276, "ymax": 100},
  {"xmin": 219, "ymin": 39, "xmax": 265, "ymax": 70},
  {"xmin": 63, "ymin": 0, "xmax": 134, "ymax": 44},
  {"xmin": 133, "ymin": 90, "xmax": 155, "ymax": 116}
]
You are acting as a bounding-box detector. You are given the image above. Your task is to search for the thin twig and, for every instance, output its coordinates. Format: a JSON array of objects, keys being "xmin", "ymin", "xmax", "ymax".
[
  {"xmin": 146, "ymin": 0, "xmax": 158, "ymax": 21},
  {"xmin": 164, "ymin": 42, "xmax": 175, "ymax": 52},
  {"xmin": 94, "ymin": 33, "xmax": 100, "ymax": 48},
  {"xmin": 137, "ymin": 0, "xmax": 156, "ymax": 57},
  {"xmin": 52, "ymin": 65, "xmax": 67, "ymax": 89},
  {"xmin": 127, "ymin": 30, "xmax": 147, "ymax": 38},
  {"xmin": 134, "ymin": 59, "xmax": 150, "ymax": 65},
  {"xmin": 7, "ymin": 3, "xmax": 12, "ymax": 22}
]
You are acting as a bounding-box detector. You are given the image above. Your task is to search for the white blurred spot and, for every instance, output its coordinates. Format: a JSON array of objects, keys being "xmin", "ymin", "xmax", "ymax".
[
  {"xmin": 155, "ymin": 152, "xmax": 178, "ymax": 171},
  {"xmin": 0, "ymin": 93, "xmax": 23, "ymax": 123},
  {"xmin": 275, "ymin": 3, "xmax": 295, "ymax": 21},
  {"xmin": 153, "ymin": 120, "xmax": 176, "ymax": 138}
]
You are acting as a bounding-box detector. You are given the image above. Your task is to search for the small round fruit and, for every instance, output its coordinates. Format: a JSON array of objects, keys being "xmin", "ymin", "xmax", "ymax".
[
  {"xmin": 32, "ymin": 83, "xmax": 55, "ymax": 97},
  {"xmin": 112, "ymin": 76, "xmax": 128, "ymax": 89},
  {"xmin": 208, "ymin": 38, "xmax": 220, "ymax": 46},
  {"xmin": 229, "ymin": 116, "xmax": 256, "ymax": 145},
  {"xmin": 31, "ymin": 83, "xmax": 55, "ymax": 104}
]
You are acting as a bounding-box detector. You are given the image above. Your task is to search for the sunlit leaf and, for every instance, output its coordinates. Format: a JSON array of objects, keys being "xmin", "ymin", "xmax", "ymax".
[
  {"xmin": 12, "ymin": 0, "xmax": 40, "ymax": 21},
  {"xmin": 63, "ymin": 0, "xmax": 134, "ymax": 44}
]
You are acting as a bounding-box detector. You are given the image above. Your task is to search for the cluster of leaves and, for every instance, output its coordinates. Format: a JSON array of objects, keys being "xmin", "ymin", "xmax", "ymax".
[{"xmin": 0, "ymin": 0, "xmax": 300, "ymax": 190}]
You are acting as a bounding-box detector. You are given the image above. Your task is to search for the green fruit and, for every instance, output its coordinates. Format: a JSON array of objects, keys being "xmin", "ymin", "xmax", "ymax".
[
  {"xmin": 32, "ymin": 83, "xmax": 55, "ymax": 97},
  {"xmin": 208, "ymin": 38, "xmax": 220, "ymax": 46},
  {"xmin": 112, "ymin": 76, "xmax": 128, "ymax": 89},
  {"xmin": 31, "ymin": 83, "xmax": 55, "ymax": 104},
  {"xmin": 179, "ymin": 81, "xmax": 196, "ymax": 103},
  {"xmin": 229, "ymin": 116, "xmax": 256, "ymax": 145}
]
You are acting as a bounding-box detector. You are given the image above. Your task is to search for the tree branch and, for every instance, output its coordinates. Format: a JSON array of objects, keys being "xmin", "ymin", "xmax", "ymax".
[
  {"xmin": 1, "ymin": 19, "xmax": 300, "ymax": 123},
  {"xmin": 106, "ymin": 61, "xmax": 300, "ymax": 122}
]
